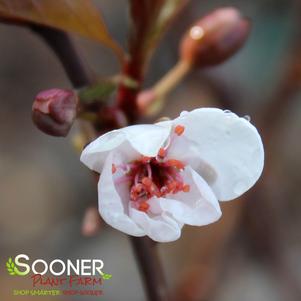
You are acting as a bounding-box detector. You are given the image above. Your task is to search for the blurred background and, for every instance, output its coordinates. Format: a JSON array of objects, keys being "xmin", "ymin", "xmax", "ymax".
[{"xmin": 1, "ymin": 0, "xmax": 301, "ymax": 300}]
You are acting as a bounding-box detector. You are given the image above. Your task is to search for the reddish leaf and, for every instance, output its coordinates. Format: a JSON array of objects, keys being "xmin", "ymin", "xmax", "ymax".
[{"xmin": 0, "ymin": 0, "xmax": 124, "ymax": 61}]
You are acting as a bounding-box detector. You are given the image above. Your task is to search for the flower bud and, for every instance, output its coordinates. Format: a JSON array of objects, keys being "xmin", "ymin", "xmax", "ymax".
[
  {"xmin": 137, "ymin": 89, "xmax": 168, "ymax": 117},
  {"xmin": 81, "ymin": 206, "xmax": 102, "ymax": 237},
  {"xmin": 180, "ymin": 7, "xmax": 250, "ymax": 68},
  {"xmin": 32, "ymin": 88, "xmax": 78, "ymax": 137},
  {"xmin": 137, "ymin": 89, "xmax": 156, "ymax": 113}
]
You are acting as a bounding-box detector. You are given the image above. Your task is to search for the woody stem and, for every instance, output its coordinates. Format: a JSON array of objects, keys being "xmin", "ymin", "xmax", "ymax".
[{"xmin": 130, "ymin": 237, "xmax": 170, "ymax": 301}]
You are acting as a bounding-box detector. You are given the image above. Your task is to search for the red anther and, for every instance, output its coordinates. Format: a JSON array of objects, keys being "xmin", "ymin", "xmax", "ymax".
[
  {"xmin": 167, "ymin": 181, "xmax": 178, "ymax": 193},
  {"xmin": 158, "ymin": 148, "xmax": 167, "ymax": 158},
  {"xmin": 112, "ymin": 164, "xmax": 117, "ymax": 174},
  {"xmin": 183, "ymin": 184, "xmax": 190, "ymax": 192},
  {"xmin": 174, "ymin": 125, "xmax": 185, "ymax": 136},
  {"xmin": 135, "ymin": 184, "xmax": 144, "ymax": 193},
  {"xmin": 130, "ymin": 190, "xmax": 138, "ymax": 201},
  {"xmin": 166, "ymin": 159, "xmax": 185, "ymax": 170},
  {"xmin": 141, "ymin": 156, "xmax": 151, "ymax": 163},
  {"xmin": 142, "ymin": 178, "xmax": 161, "ymax": 198},
  {"xmin": 156, "ymin": 192, "xmax": 162, "ymax": 198},
  {"xmin": 176, "ymin": 182, "xmax": 184, "ymax": 191},
  {"xmin": 142, "ymin": 177, "xmax": 153, "ymax": 187},
  {"xmin": 138, "ymin": 202, "xmax": 150, "ymax": 212},
  {"xmin": 150, "ymin": 183, "xmax": 161, "ymax": 197},
  {"xmin": 130, "ymin": 184, "xmax": 145, "ymax": 201}
]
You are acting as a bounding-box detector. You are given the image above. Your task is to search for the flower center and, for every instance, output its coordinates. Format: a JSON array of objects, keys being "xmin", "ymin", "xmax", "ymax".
[{"xmin": 112, "ymin": 125, "xmax": 189, "ymax": 212}]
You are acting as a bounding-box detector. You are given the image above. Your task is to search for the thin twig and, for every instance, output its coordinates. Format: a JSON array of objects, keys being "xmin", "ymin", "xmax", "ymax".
[{"xmin": 31, "ymin": 26, "xmax": 94, "ymax": 88}]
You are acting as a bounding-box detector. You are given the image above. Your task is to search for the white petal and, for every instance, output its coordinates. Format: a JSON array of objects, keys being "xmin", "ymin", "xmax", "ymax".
[
  {"xmin": 165, "ymin": 134, "xmax": 217, "ymax": 185},
  {"xmin": 174, "ymin": 108, "xmax": 264, "ymax": 201},
  {"xmin": 121, "ymin": 124, "xmax": 171, "ymax": 157},
  {"xmin": 149, "ymin": 166, "xmax": 221, "ymax": 226},
  {"xmin": 129, "ymin": 206, "xmax": 183, "ymax": 242},
  {"xmin": 80, "ymin": 124, "xmax": 171, "ymax": 172},
  {"xmin": 98, "ymin": 152, "xmax": 145, "ymax": 237},
  {"xmin": 80, "ymin": 129, "xmax": 126, "ymax": 172},
  {"xmin": 165, "ymin": 133, "xmax": 201, "ymax": 168}
]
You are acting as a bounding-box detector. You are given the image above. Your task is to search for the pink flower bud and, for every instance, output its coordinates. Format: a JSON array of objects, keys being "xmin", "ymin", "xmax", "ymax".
[
  {"xmin": 32, "ymin": 88, "xmax": 78, "ymax": 137},
  {"xmin": 81, "ymin": 207, "xmax": 102, "ymax": 237},
  {"xmin": 137, "ymin": 89, "xmax": 156, "ymax": 113},
  {"xmin": 180, "ymin": 7, "xmax": 250, "ymax": 68}
]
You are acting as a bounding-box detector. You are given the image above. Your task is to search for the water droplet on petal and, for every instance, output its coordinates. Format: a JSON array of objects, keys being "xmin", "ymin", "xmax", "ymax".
[
  {"xmin": 243, "ymin": 115, "xmax": 251, "ymax": 121},
  {"xmin": 180, "ymin": 110, "xmax": 189, "ymax": 117},
  {"xmin": 223, "ymin": 109, "xmax": 232, "ymax": 114},
  {"xmin": 190, "ymin": 25, "xmax": 205, "ymax": 40}
]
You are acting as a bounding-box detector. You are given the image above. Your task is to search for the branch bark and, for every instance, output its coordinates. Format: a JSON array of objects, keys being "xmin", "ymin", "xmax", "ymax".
[{"xmin": 131, "ymin": 237, "xmax": 170, "ymax": 301}]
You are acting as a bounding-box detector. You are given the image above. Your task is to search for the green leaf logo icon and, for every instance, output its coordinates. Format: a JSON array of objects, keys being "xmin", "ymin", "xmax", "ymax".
[
  {"xmin": 102, "ymin": 273, "xmax": 112, "ymax": 280},
  {"xmin": 99, "ymin": 270, "xmax": 112, "ymax": 280},
  {"xmin": 6, "ymin": 257, "xmax": 16, "ymax": 276},
  {"xmin": 6, "ymin": 257, "xmax": 25, "ymax": 276}
]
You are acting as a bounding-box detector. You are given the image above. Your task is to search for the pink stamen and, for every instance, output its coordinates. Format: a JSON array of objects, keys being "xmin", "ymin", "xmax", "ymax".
[
  {"xmin": 146, "ymin": 163, "xmax": 152, "ymax": 178},
  {"xmin": 142, "ymin": 177, "xmax": 152, "ymax": 187},
  {"xmin": 158, "ymin": 148, "xmax": 167, "ymax": 158},
  {"xmin": 165, "ymin": 159, "xmax": 185, "ymax": 170},
  {"xmin": 138, "ymin": 201, "xmax": 150, "ymax": 212},
  {"xmin": 134, "ymin": 172, "xmax": 140, "ymax": 186},
  {"xmin": 183, "ymin": 184, "xmax": 190, "ymax": 192}
]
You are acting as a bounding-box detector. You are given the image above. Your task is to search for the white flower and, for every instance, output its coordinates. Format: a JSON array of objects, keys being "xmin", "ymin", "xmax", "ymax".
[{"xmin": 80, "ymin": 108, "xmax": 264, "ymax": 242}]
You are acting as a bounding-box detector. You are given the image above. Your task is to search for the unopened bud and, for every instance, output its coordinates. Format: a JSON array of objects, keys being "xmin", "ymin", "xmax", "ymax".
[
  {"xmin": 180, "ymin": 7, "xmax": 250, "ymax": 68},
  {"xmin": 81, "ymin": 206, "xmax": 102, "ymax": 237},
  {"xmin": 137, "ymin": 89, "xmax": 165, "ymax": 116},
  {"xmin": 137, "ymin": 89, "xmax": 156, "ymax": 113},
  {"xmin": 32, "ymin": 88, "xmax": 78, "ymax": 137}
]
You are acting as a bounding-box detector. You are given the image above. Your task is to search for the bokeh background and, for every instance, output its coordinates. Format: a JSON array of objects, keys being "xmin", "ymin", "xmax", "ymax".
[{"xmin": 1, "ymin": 0, "xmax": 301, "ymax": 300}]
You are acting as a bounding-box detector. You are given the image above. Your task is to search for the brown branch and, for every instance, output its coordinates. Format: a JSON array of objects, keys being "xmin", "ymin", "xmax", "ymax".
[
  {"xmin": 131, "ymin": 237, "xmax": 170, "ymax": 301},
  {"xmin": 31, "ymin": 26, "xmax": 94, "ymax": 88}
]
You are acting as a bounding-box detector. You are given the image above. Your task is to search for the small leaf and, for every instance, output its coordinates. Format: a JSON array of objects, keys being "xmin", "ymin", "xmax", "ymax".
[
  {"xmin": 102, "ymin": 273, "xmax": 112, "ymax": 280},
  {"xmin": 6, "ymin": 257, "xmax": 17, "ymax": 276},
  {"xmin": 0, "ymin": 0, "xmax": 124, "ymax": 61},
  {"xmin": 79, "ymin": 81, "xmax": 117, "ymax": 104}
]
